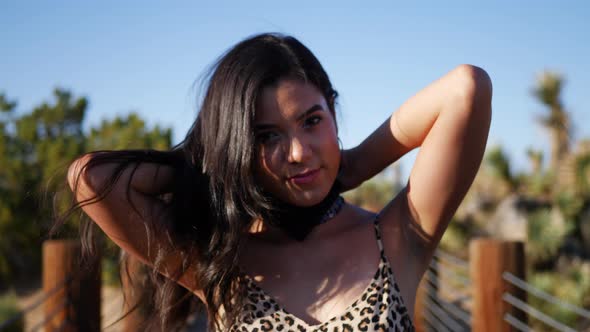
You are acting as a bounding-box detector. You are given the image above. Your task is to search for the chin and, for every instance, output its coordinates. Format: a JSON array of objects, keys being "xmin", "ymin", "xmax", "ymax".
[
  {"xmin": 288, "ymin": 188, "xmax": 332, "ymax": 207},
  {"xmin": 293, "ymin": 198, "xmax": 322, "ymax": 207}
]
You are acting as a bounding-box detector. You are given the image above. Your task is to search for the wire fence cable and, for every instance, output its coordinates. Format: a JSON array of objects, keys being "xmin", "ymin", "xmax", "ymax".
[
  {"xmin": 0, "ymin": 276, "xmax": 72, "ymax": 331},
  {"xmin": 423, "ymin": 296, "xmax": 467, "ymax": 331},
  {"xmin": 428, "ymin": 262, "xmax": 472, "ymax": 289},
  {"xmin": 29, "ymin": 297, "xmax": 69, "ymax": 332},
  {"xmin": 420, "ymin": 276, "xmax": 472, "ymax": 325},
  {"xmin": 423, "ymin": 308, "xmax": 452, "ymax": 332},
  {"xmin": 504, "ymin": 313, "xmax": 534, "ymax": 332},
  {"xmin": 503, "ymin": 293, "xmax": 577, "ymax": 332},
  {"xmin": 423, "ymin": 268, "xmax": 471, "ymax": 299},
  {"xmin": 433, "ymin": 249, "xmax": 469, "ymax": 270},
  {"xmin": 503, "ymin": 272, "xmax": 590, "ymax": 321}
]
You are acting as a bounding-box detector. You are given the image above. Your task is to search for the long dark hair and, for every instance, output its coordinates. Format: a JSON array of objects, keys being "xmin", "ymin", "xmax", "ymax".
[{"xmin": 51, "ymin": 32, "xmax": 339, "ymax": 331}]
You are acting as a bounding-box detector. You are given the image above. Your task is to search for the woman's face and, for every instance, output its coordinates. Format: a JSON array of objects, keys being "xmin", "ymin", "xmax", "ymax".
[{"xmin": 254, "ymin": 78, "xmax": 340, "ymax": 207}]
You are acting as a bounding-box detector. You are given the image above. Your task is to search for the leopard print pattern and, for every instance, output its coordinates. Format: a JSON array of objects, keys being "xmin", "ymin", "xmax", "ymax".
[{"xmin": 226, "ymin": 216, "xmax": 415, "ymax": 331}]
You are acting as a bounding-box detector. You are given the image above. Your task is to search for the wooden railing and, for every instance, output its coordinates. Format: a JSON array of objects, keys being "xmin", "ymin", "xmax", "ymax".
[
  {"xmin": 3, "ymin": 238, "xmax": 589, "ymax": 331},
  {"xmin": 414, "ymin": 238, "xmax": 590, "ymax": 331}
]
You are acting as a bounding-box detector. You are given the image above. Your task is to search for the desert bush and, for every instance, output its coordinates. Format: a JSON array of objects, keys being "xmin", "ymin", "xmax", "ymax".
[
  {"xmin": 528, "ymin": 261, "xmax": 590, "ymax": 330},
  {"xmin": 0, "ymin": 290, "xmax": 23, "ymax": 332}
]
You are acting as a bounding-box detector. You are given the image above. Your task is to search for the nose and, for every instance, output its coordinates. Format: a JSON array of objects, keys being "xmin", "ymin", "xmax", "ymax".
[{"xmin": 286, "ymin": 135, "xmax": 311, "ymax": 164}]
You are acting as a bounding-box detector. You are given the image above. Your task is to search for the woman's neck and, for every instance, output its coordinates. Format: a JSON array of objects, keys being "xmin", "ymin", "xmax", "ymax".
[
  {"xmin": 256, "ymin": 180, "xmax": 344, "ymax": 242},
  {"xmin": 246, "ymin": 202, "xmax": 354, "ymax": 244}
]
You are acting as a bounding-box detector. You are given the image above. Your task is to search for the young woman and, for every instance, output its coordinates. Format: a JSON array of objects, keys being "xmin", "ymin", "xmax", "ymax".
[{"xmin": 60, "ymin": 33, "xmax": 492, "ymax": 331}]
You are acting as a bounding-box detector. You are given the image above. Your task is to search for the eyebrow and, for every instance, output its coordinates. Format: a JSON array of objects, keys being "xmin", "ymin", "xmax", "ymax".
[{"xmin": 254, "ymin": 104, "xmax": 324, "ymax": 131}]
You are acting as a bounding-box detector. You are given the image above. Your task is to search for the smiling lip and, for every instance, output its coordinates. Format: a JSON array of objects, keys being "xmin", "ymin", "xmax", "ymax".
[{"xmin": 288, "ymin": 169, "xmax": 320, "ymax": 185}]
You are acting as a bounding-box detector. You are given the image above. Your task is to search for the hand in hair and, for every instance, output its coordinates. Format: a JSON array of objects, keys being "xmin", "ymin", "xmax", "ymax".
[{"xmin": 66, "ymin": 152, "xmax": 206, "ymax": 302}]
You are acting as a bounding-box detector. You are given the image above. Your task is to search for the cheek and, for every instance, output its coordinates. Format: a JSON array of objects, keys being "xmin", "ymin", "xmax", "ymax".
[
  {"xmin": 317, "ymin": 130, "xmax": 341, "ymax": 172},
  {"xmin": 322, "ymin": 124, "xmax": 340, "ymax": 159}
]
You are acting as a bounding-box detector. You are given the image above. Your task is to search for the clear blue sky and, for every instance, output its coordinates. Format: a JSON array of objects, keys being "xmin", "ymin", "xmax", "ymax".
[{"xmin": 2, "ymin": 2, "xmax": 589, "ymax": 181}]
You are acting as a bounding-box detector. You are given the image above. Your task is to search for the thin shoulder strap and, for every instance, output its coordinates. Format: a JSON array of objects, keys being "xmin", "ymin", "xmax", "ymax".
[
  {"xmin": 373, "ymin": 214, "xmax": 396, "ymax": 276},
  {"xmin": 372, "ymin": 214, "xmax": 385, "ymax": 254}
]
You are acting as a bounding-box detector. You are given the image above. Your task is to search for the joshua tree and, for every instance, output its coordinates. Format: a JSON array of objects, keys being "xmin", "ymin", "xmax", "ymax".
[
  {"xmin": 526, "ymin": 148, "xmax": 544, "ymax": 175},
  {"xmin": 485, "ymin": 145, "xmax": 516, "ymax": 191},
  {"xmin": 531, "ymin": 71, "xmax": 571, "ymax": 172}
]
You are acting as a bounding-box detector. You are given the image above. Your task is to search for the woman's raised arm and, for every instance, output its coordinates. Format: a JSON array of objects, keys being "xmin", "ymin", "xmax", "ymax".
[
  {"xmin": 67, "ymin": 153, "xmax": 206, "ymax": 301},
  {"xmin": 344, "ymin": 64, "xmax": 492, "ymax": 258}
]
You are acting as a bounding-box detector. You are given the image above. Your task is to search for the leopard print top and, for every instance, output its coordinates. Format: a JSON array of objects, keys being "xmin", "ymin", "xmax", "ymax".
[{"xmin": 225, "ymin": 216, "xmax": 415, "ymax": 331}]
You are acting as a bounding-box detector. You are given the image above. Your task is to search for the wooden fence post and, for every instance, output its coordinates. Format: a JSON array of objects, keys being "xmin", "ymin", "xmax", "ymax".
[
  {"xmin": 43, "ymin": 240, "xmax": 101, "ymax": 332},
  {"xmin": 470, "ymin": 238, "xmax": 527, "ymax": 331}
]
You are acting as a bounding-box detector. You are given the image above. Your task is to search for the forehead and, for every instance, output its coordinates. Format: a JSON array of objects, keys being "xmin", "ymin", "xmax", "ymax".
[{"xmin": 255, "ymin": 79, "xmax": 327, "ymax": 122}]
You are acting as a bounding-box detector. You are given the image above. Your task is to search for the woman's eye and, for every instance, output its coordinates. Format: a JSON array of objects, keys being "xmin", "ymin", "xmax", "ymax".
[
  {"xmin": 256, "ymin": 131, "xmax": 279, "ymax": 144},
  {"xmin": 304, "ymin": 116, "xmax": 322, "ymax": 128}
]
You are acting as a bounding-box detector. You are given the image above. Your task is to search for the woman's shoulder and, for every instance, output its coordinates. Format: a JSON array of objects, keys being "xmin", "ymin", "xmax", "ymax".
[
  {"xmin": 341, "ymin": 202, "xmax": 379, "ymax": 224},
  {"xmin": 344, "ymin": 198, "xmax": 404, "ymax": 232}
]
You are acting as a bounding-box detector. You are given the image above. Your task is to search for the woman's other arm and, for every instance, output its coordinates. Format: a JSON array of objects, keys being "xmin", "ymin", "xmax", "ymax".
[
  {"xmin": 346, "ymin": 64, "xmax": 492, "ymax": 257},
  {"xmin": 67, "ymin": 153, "xmax": 206, "ymax": 301}
]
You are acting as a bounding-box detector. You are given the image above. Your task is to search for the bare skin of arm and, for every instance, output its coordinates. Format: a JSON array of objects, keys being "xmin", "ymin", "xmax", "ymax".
[
  {"xmin": 67, "ymin": 154, "xmax": 206, "ymax": 302},
  {"xmin": 341, "ymin": 64, "xmax": 492, "ymax": 274}
]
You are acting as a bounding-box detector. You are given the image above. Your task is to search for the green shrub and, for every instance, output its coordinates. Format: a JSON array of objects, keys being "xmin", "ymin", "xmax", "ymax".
[
  {"xmin": 0, "ymin": 290, "xmax": 23, "ymax": 332},
  {"xmin": 102, "ymin": 256, "xmax": 121, "ymax": 287},
  {"xmin": 439, "ymin": 219, "xmax": 468, "ymax": 254},
  {"xmin": 343, "ymin": 178, "xmax": 396, "ymax": 211},
  {"xmin": 528, "ymin": 262, "xmax": 590, "ymax": 330},
  {"xmin": 527, "ymin": 208, "xmax": 571, "ymax": 265},
  {"xmin": 554, "ymin": 190, "xmax": 585, "ymax": 222}
]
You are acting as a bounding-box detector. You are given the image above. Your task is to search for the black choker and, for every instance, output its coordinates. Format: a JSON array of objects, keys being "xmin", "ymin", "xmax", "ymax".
[{"xmin": 264, "ymin": 181, "xmax": 345, "ymax": 242}]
